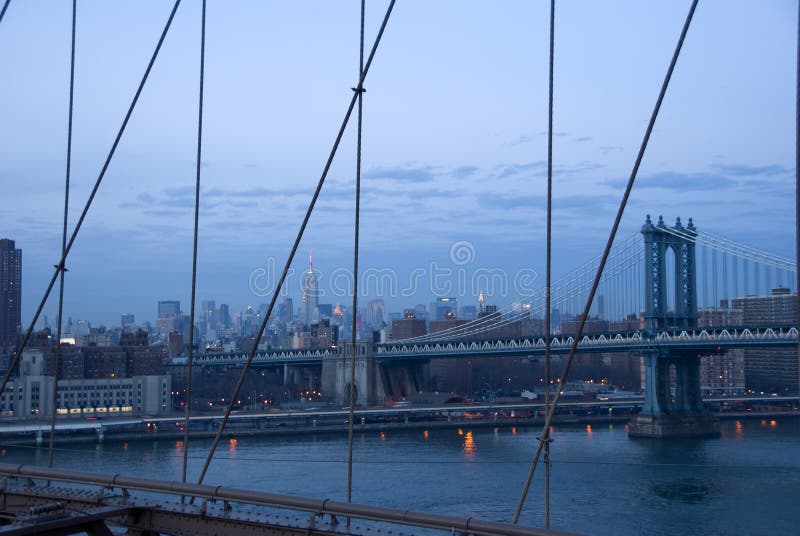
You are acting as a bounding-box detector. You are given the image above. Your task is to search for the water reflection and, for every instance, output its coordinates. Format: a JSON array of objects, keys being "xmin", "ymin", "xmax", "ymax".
[
  {"xmin": 652, "ymin": 478, "xmax": 715, "ymax": 504},
  {"xmin": 423, "ymin": 430, "xmax": 429, "ymax": 440},
  {"xmin": 463, "ymin": 431, "xmax": 475, "ymax": 457}
]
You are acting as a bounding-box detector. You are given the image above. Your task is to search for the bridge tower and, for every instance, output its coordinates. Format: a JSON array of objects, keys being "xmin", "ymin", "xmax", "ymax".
[
  {"xmin": 629, "ymin": 215, "xmax": 720, "ymax": 438},
  {"xmin": 642, "ymin": 214, "xmax": 698, "ymax": 330}
]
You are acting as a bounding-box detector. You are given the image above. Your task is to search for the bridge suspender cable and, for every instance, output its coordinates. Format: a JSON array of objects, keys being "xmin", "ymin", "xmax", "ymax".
[
  {"xmin": 346, "ymin": 0, "xmax": 366, "ymax": 520},
  {"xmin": 543, "ymin": 0, "xmax": 555, "ymax": 527},
  {"xmin": 47, "ymin": 0, "xmax": 77, "ymax": 470},
  {"xmin": 0, "ymin": 0, "xmax": 183, "ymax": 405},
  {"xmin": 512, "ymin": 0, "xmax": 699, "ymax": 524},
  {"xmin": 795, "ymin": 0, "xmax": 799, "ymax": 402},
  {"xmin": 192, "ymin": 0, "xmax": 397, "ymax": 493},
  {"xmin": 182, "ymin": 0, "xmax": 206, "ymax": 491}
]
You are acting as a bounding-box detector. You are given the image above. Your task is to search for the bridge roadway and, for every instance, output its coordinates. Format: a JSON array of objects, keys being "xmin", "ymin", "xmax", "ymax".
[
  {"xmin": 184, "ymin": 326, "xmax": 798, "ymax": 367},
  {"xmin": 1, "ymin": 396, "xmax": 796, "ymax": 438}
]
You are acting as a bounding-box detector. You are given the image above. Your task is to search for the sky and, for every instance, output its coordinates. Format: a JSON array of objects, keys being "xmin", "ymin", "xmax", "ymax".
[{"xmin": 0, "ymin": 0, "xmax": 797, "ymax": 327}]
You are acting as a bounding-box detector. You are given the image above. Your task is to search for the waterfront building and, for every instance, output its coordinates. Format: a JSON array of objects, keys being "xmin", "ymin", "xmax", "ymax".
[
  {"xmin": 0, "ymin": 350, "xmax": 170, "ymax": 417},
  {"xmin": 733, "ymin": 287, "xmax": 798, "ymax": 394}
]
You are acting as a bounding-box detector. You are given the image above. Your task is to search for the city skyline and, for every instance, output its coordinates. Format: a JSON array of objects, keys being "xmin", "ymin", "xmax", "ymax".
[{"xmin": 0, "ymin": 1, "xmax": 796, "ymax": 326}]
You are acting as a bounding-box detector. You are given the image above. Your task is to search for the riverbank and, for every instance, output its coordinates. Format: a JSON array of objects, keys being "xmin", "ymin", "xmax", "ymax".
[{"xmin": 1, "ymin": 410, "xmax": 796, "ymax": 447}]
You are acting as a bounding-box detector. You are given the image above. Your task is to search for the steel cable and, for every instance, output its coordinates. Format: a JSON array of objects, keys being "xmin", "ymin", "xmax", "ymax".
[
  {"xmin": 193, "ymin": 0, "xmax": 397, "ymax": 492},
  {"xmin": 47, "ymin": 0, "xmax": 77, "ymax": 470},
  {"xmin": 0, "ymin": 0, "xmax": 10, "ymax": 27},
  {"xmin": 182, "ymin": 0, "xmax": 206, "ymax": 489},
  {"xmin": 346, "ymin": 0, "xmax": 366, "ymax": 516},
  {"xmin": 512, "ymin": 0, "xmax": 699, "ymax": 523},
  {"xmin": 0, "ymin": 0, "xmax": 182, "ymax": 403},
  {"xmin": 543, "ymin": 0, "xmax": 555, "ymax": 526}
]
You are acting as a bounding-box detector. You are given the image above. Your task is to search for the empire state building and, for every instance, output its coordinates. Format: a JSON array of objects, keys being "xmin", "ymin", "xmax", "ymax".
[{"xmin": 302, "ymin": 250, "xmax": 319, "ymax": 325}]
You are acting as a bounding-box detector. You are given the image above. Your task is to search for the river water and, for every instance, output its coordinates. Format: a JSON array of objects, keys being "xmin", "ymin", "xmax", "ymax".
[{"xmin": 1, "ymin": 418, "xmax": 798, "ymax": 535}]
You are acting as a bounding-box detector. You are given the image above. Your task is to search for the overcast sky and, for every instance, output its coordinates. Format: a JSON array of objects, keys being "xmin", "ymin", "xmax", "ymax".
[{"xmin": 0, "ymin": 0, "xmax": 796, "ymax": 327}]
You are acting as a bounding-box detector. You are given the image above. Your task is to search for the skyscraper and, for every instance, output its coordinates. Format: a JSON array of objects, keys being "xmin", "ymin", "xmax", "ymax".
[
  {"xmin": 302, "ymin": 251, "xmax": 319, "ymax": 326},
  {"xmin": 0, "ymin": 239, "xmax": 21, "ymax": 351},
  {"xmin": 157, "ymin": 301, "xmax": 181, "ymax": 318}
]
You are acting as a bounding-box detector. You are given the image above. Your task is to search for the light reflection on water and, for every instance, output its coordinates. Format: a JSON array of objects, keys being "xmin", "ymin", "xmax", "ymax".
[
  {"xmin": 463, "ymin": 431, "xmax": 475, "ymax": 457},
  {"xmin": 0, "ymin": 419, "xmax": 797, "ymax": 536}
]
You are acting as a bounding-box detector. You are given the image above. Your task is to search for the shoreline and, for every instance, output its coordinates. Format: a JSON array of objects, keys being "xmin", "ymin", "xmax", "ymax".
[{"xmin": 0, "ymin": 411, "xmax": 796, "ymax": 447}]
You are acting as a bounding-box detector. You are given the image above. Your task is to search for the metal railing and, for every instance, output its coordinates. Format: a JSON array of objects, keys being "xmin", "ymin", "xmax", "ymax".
[{"xmin": 0, "ymin": 463, "xmax": 580, "ymax": 536}]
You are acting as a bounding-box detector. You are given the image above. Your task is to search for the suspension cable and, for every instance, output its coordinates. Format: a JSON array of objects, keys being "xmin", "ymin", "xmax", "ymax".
[
  {"xmin": 795, "ymin": 0, "xmax": 799, "ymax": 399},
  {"xmin": 395, "ymin": 232, "xmax": 640, "ymax": 343},
  {"xmin": 0, "ymin": 0, "xmax": 182, "ymax": 401},
  {"xmin": 182, "ymin": 0, "xmax": 206, "ymax": 489},
  {"xmin": 0, "ymin": 0, "xmax": 10, "ymax": 26},
  {"xmin": 193, "ymin": 0, "xmax": 397, "ymax": 492},
  {"xmin": 47, "ymin": 0, "xmax": 76, "ymax": 470},
  {"xmin": 396, "ymin": 242, "xmax": 642, "ymax": 344},
  {"xmin": 543, "ymin": 0, "xmax": 555, "ymax": 526},
  {"xmin": 512, "ymin": 0, "xmax": 699, "ymax": 523},
  {"xmin": 346, "ymin": 0, "xmax": 366, "ymax": 517}
]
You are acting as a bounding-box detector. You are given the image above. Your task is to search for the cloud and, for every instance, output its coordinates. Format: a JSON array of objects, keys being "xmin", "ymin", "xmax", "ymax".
[
  {"xmin": 605, "ymin": 171, "xmax": 737, "ymax": 191},
  {"xmin": 496, "ymin": 161, "xmax": 547, "ymax": 179},
  {"xmin": 504, "ymin": 135, "xmax": 533, "ymax": 147},
  {"xmin": 452, "ymin": 165, "xmax": 479, "ymax": 178},
  {"xmin": 136, "ymin": 192, "xmax": 155, "ymax": 205},
  {"xmin": 600, "ymin": 145, "xmax": 624, "ymax": 154},
  {"xmin": 119, "ymin": 191, "xmax": 156, "ymax": 209},
  {"xmin": 406, "ymin": 188, "xmax": 459, "ymax": 200},
  {"xmin": 163, "ymin": 186, "xmax": 195, "ymax": 198},
  {"xmin": 710, "ymin": 163, "xmax": 789, "ymax": 177},
  {"xmin": 205, "ymin": 186, "xmax": 309, "ymax": 198},
  {"xmin": 574, "ymin": 136, "xmax": 592, "ymax": 143},
  {"xmin": 363, "ymin": 165, "xmax": 435, "ymax": 183},
  {"xmin": 479, "ymin": 194, "xmax": 542, "ymax": 210}
]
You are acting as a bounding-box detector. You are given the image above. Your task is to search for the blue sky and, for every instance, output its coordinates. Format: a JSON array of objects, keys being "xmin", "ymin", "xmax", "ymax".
[{"xmin": 0, "ymin": 0, "xmax": 796, "ymax": 326}]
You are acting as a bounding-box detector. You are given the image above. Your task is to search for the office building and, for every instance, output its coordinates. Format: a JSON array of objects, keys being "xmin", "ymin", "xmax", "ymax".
[
  {"xmin": 732, "ymin": 288, "xmax": 798, "ymax": 394},
  {"xmin": 0, "ymin": 239, "xmax": 21, "ymax": 351}
]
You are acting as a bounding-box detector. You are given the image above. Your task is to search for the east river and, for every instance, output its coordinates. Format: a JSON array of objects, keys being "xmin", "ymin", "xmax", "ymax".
[{"xmin": 1, "ymin": 417, "xmax": 798, "ymax": 535}]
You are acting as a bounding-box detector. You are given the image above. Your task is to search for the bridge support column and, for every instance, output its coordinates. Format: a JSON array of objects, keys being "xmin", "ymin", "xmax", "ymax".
[
  {"xmin": 629, "ymin": 350, "xmax": 719, "ymax": 438},
  {"xmin": 380, "ymin": 362, "xmax": 427, "ymax": 400},
  {"xmin": 321, "ymin": 343, "xmax": 385, "ymax": 406}
]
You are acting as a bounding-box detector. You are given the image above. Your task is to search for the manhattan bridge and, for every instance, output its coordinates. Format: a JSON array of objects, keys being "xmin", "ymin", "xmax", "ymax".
[{"xmin": 0, "ymin": 1, "xmax": 797, "ymax": 535}]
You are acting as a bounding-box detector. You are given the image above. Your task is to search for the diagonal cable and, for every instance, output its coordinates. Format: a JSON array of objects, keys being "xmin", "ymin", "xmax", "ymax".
[
  {"xmin": 512, "ymin": 0, "xmax": 699, "ymax": 523},
  {"xmin": 0, "ymin": 0, "xmax": 183, "ymax": 400},
  {"xmin": 182, "ymin": 0, "xmax": 206, "ymax": 488},
  {"xmin": 0, "ymin": 0, "xmax": 10, "ymax": 27},
  {"xmin": 193, "ymin": 0, "xmax": 397, "ymax": 491},
  {"xmin": 47, "ymin": 0, "xmax": 77, "ymax": 469}
]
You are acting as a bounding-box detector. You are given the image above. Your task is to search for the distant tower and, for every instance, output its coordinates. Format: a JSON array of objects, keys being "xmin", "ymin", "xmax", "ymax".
[
  {"xmin": 478, "ymin": 290, "xmax": 485, "ymax": 314},
  {"xmin": 302, "ymin": 250, "xmax": 319, "ymax": 325},
  {"xmin": 0, "ymin": 239, "xmax": 22, "ymax": 350}
]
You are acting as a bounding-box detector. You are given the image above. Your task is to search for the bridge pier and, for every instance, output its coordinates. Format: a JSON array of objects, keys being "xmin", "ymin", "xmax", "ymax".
[
  {"xmin": 321, "ymin": 343, "xmax": 385, "ymax": 406},
  {"xmin": 629, "ymin": 349, "xmax": 719, "ymax": 438},
  {"xmin": 380, "ymin": 362, "xmax": 426, "ymax": 400},
  {"xmin": 630, "ymin": 216, "xmax": 720, "ymax": 438},
  {"xmin": 35, "ymin": 430, "xmax": 42, "ymax": 446}
]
